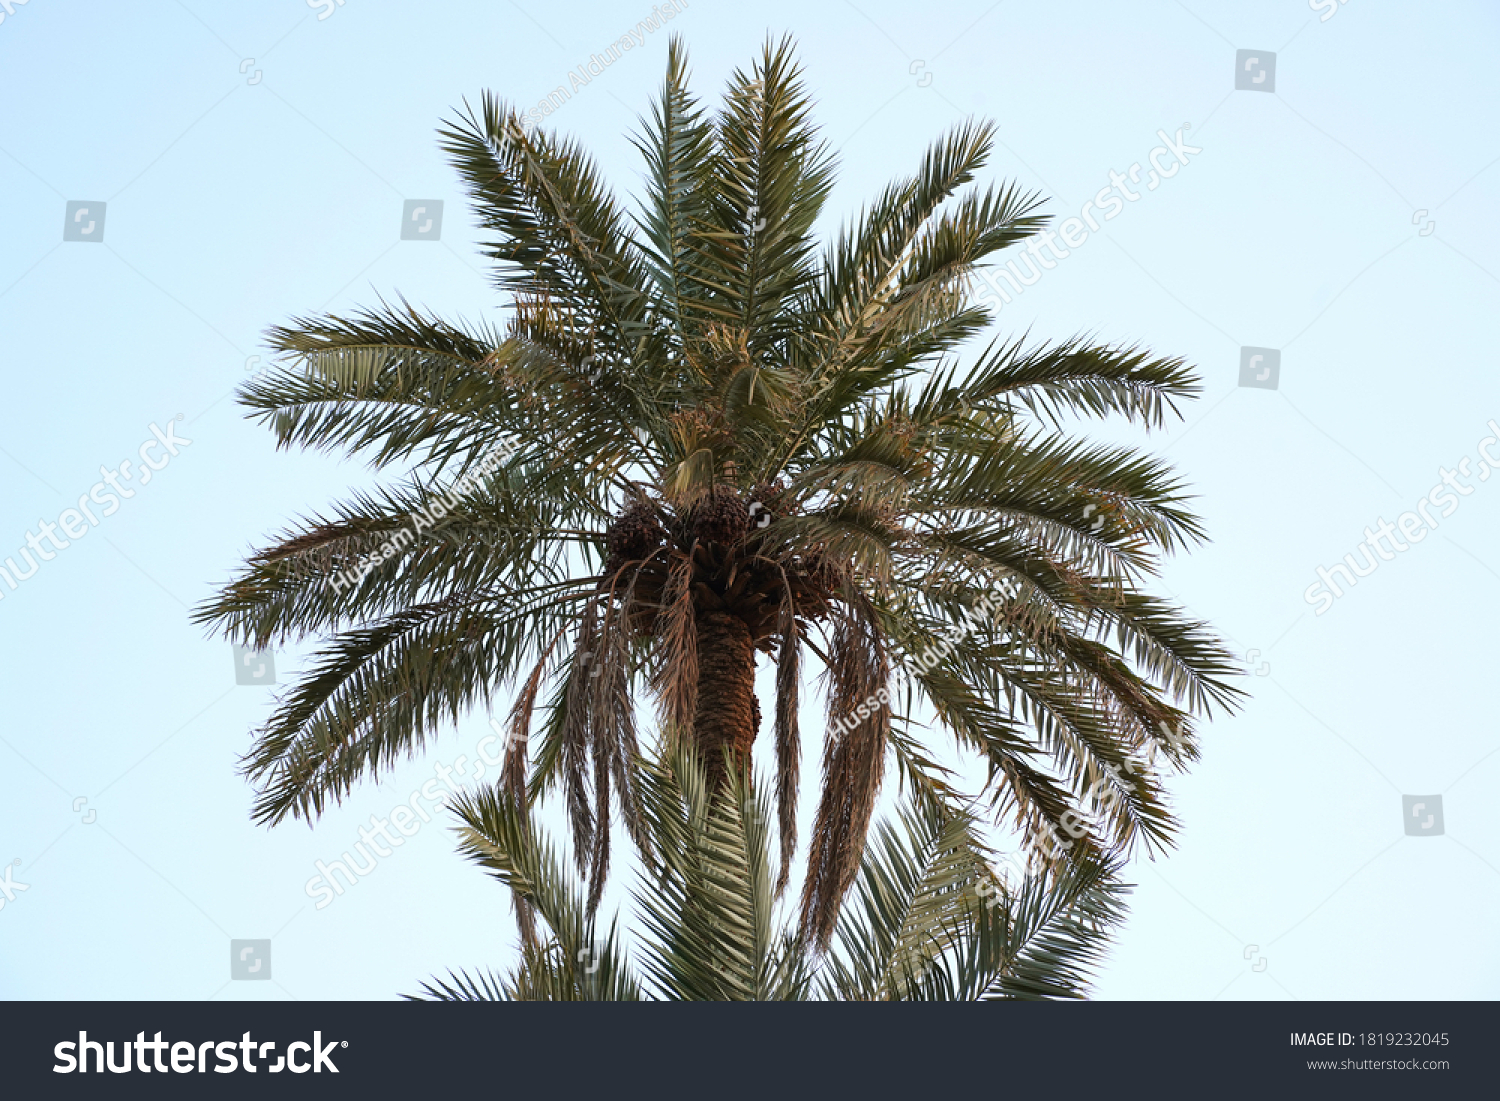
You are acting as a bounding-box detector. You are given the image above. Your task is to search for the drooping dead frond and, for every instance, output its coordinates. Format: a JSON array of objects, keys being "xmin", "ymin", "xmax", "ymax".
[
  {"xmin": 651, "ymin": 547, "xmax": 699, "ymax": 744},
  {"xmin": 802, "ymin": 596, "xmax": 891, "ymax": 947},
  {"xmin": 583, "ymin": 579, "xmax": 644, "ymax": 913},
  {"xmin": 773, "ymin": 591, "xmax": 801, "ymax": 896},
  {"xmin": 562, "ymin": 608, "xmax": 600, "ymax": 874},
  {"xmin": 500, "ymin": 633, "xmax": 565, "ymax": 947}
]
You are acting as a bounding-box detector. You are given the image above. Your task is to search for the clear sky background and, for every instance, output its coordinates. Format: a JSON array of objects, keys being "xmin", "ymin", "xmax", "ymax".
[{"xmin": 1, "ymin": 0, "xmax": 1497, "ymax": 1001}]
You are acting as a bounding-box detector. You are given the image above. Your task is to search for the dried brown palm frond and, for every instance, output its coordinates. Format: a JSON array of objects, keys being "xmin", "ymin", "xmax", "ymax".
[{"xmin": 802, "ymin": 596, "xmax": 892, "ymax": 946}]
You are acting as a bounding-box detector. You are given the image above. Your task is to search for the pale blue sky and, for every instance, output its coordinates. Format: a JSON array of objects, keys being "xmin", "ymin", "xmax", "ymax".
[{"xmin": 2, "ymin": 0, "xmax": 1497, "ymax": 1000}]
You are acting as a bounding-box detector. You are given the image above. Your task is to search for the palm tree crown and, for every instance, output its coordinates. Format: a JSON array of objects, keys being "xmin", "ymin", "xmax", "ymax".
[{"xmin": 195, "ymin": 35, "xmax": 1242, "ymax": 946}]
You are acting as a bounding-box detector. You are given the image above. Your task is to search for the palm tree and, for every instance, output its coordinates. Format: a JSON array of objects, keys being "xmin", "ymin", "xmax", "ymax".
[
  {"xmin": 194, "ymin": 35, "xmax": 1241, "ymax": 945},
  {"xmin": 409, "ymin": 751, "xmax": 1128, "ymax": 1001}
]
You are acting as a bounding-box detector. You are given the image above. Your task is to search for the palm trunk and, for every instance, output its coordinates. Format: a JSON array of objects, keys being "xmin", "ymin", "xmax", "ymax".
[{"xmin": 692, "ymin": 610, "xmax": 759, "ymax": 786}]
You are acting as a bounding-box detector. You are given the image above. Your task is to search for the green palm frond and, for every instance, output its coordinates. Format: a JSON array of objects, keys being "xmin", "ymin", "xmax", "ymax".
[
  {"xmin": 445, "ymin": 782, "xmax": 643, "ymax": 1001},
  {"xmin": 409, "ymin": 753, "xmax": 1126, "ymax": 1001},
  {"xmin": 408, "ymin": 967, "xmax": 509, "ymax": 1002}
]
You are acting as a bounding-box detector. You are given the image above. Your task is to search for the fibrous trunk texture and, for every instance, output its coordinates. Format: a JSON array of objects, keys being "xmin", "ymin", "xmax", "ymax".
[{"xmin": 691, "ymin": 610, "xmax": 758, "ymax": 786}]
